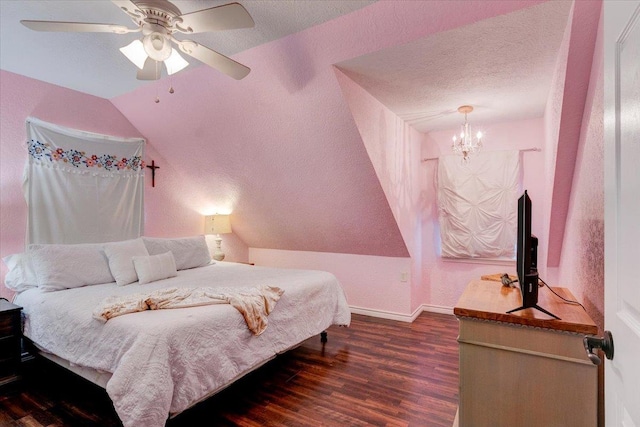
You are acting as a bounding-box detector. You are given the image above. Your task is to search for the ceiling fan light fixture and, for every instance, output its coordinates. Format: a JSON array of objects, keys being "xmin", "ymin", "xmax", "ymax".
[
  {"xmin": 120, "ymin": 39, "xmax": 148, "ymax": 70},
  {"xmin": 143, "ymin": 32, "xmax": 172, "ymax": 62},
  {"xmin": 23, "ymin": 0, "xmax": 254, "ymax": 81},
  {"xmin": 164, "ymin": 49, "xmax": 189, "ymax": 75}
]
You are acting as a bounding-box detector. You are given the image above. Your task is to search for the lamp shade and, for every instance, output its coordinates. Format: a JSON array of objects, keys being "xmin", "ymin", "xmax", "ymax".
[
  {"xmin": 204, "ymin": 214, "xmax": 231, "ymax": 235},
  {"xmin": 164, "ymin": 49, "xmax": 189, "ymax": 75},
  {"xmin": 120, "ymin": 40, "xmax": 147, "ymax": 70},
  {"xmin": 121, "ymin": 39, "xmax": 189, "ymax": 76}
]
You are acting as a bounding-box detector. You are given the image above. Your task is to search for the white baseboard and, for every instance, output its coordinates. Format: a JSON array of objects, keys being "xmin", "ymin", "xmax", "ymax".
[
  {"xmin": 421, "ymin": 304, "xmax": 454, "ymax": 316},
  {"xmin": 349, "ymin": 306, "xmax": 420, "ymax": 322},
  {"xmin": 349, "ymin": 304, "xmax": 454, "ymax": 322}
]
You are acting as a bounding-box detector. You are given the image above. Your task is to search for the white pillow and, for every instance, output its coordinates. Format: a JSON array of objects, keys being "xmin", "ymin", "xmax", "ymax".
[
  {"xmin": 104, "ymin": 238, "xmax": 149, "ymax": 286},
  {"xmin": 142, "ymin": 235, "xmax": 211, "ymax": 271},
  {"xmin": 2, "ymin": 252, "xmax": 38, "ymax": 292},
  {"xmin": 132, "ymin": 252, "xmax": 177, "ymax": 285},
  {"xmin": 28, "ymin": 243, "xmax": 115, "ymax": 291}
]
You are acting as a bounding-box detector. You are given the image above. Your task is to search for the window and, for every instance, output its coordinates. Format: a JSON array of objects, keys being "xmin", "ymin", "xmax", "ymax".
[{"xmin": 437, "ymin": 150, "xmax": 520, "ymax": 259}]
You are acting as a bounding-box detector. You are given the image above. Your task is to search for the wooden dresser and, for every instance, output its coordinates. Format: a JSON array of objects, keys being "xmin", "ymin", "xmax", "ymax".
[
  {"xmin": 0, "ymin": 299, "xmax": 23, "ymax": 389},
  {"xmin": 454, "ymin": 280, "xmax": 598, "ymax": 427}
]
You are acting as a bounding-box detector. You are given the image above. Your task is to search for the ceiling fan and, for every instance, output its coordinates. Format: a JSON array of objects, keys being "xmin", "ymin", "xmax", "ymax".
[{"xmin": 20, "ymin": 0, "xmax": 254, "ymax": 81}]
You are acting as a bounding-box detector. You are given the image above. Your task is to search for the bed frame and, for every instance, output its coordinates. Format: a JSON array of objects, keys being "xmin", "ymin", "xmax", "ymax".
[{"xmin": 24, "ymin": 330, "xmax": 329, "ymax": 419}]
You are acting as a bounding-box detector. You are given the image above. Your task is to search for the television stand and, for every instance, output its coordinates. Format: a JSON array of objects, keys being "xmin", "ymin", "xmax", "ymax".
[
  {"xmin": 454, "ymin": 280, "xmax": 598, "ymax": 427},
  {"xmin": 506, "ymin": 303, "xmax": 560, "ymax": 319},
  {"xmin": 507, "ymin": 271, "xmax": 560, "ymax": 319}
]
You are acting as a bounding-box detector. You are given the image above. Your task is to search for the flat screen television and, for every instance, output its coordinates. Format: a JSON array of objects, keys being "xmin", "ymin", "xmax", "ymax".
[{"xmin": 506, "ymin": 190, "xmax": 559, "ymax": 319}]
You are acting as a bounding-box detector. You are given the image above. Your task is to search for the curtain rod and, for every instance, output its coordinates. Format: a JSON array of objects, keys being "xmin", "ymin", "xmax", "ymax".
[{"xmin": 421, "ymin": 147, "xmax": 541, "ymax": 162}]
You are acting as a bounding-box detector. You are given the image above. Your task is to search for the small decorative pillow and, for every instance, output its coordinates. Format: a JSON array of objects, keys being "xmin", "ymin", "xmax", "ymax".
[
  {"xmin": 104, "ymin": 238, "xmax": 149, "ymax": 286},
  {"xmin": 142, "ymin": 235, "xmax": 211, "ymax": 271},
  {"xmin": 28, "ymin": 243, "xmax": 115, "ymax": 291},
  {"xmin": 2, "ymin": 252, "xmax": 38, "ymax": 292},
  {"xmin": 132, "ymin": 252, "xmax": 177, "ymax": 285}
]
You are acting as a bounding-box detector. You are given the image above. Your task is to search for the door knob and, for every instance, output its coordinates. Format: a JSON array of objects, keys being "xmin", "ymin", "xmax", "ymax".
[{"xmin": 583, "ymin": 330, "xmax": 614, "ymax": 365}]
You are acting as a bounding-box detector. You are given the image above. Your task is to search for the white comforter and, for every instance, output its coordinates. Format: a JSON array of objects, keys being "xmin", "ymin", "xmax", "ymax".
[{"xmin": 15, "ymin": 262, "xmax": 351, "ymax": 427}]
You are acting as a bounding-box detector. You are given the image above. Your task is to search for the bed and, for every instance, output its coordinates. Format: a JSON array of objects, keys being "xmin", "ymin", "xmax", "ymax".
[{"xmin": 4, "ymin": 236, "xmax": 351, "ymax": 427}]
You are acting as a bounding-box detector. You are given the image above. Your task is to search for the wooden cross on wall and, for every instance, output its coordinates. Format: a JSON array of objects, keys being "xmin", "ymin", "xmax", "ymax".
[{"xmin": 146, "ymin": 160, "xmax": 160, "ymax": 187}]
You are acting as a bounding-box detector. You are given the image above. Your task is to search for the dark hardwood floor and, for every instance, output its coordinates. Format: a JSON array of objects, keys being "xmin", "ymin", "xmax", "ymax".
[{"xmin": 0, "ymin": 312, "xmax": 459, "ymax": 427}]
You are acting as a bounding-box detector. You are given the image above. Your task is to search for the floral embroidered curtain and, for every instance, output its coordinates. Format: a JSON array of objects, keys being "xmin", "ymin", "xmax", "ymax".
[
  {"xmin": 437, "ymin": 150, "xmax": 520, "ymax": 259},
  {"xmin": 24, "ymin": 117, "xmax": 146, "ymax": 245}
]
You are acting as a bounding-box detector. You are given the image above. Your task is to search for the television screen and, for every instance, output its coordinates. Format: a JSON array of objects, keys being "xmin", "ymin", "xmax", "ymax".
[
  {"xmin": 507, "ymin": 190, "xmax": 559, "ymax": 319},
  {"xmin": 517, "ymin": 190, "xmax": 538, "ymax": 308},
  {"xmin": 516, "ymin": 190, "xmax": 533, "ymax": 288}
]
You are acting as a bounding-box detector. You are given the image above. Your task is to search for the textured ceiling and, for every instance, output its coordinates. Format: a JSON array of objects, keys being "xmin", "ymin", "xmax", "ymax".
[
  {"xmin": 0, "ymin": 1, "xmax": 572, "ymax": 134},
  {"xmin": 0, "ymin": 0, "xmax": 376, "ymax": 99},
  {"xmin": 335, "ymin": 0, "xmax": 572, "ymax": 133}
]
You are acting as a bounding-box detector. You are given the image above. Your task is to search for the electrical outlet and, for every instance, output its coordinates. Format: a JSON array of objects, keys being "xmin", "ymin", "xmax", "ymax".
[{"xmin": 400, "ymin": 272, "xmax": 408, "ymax": 282}]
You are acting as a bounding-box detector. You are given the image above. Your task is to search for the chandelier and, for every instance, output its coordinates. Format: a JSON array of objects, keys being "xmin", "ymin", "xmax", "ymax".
[{"xmin": 452, "ymin": 105, "xmax": 483, "ymax": 162}]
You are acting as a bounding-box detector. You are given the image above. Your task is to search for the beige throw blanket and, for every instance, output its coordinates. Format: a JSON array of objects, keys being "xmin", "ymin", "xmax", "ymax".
[{"xmin": 93, "ymin": 285, "xmax": 284, "ymax": 335}]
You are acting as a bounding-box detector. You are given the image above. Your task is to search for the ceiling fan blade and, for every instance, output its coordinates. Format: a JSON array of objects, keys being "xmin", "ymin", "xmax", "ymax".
[
  {"xmin": 20, "ymin": 20, "xmax": 134, "ymax": 34},
  {"xmin": 176, "ymin": 2, "xmax": 254, "ymax": 33},
  {"xmin": 137, "ymin": 58, "xmax": 161, "ymax": 80},
  {"xmin": 175, "ymin": 39, "xmax": 250, "ymax": 80},
  {"xmin": 111, "ymin": 0, "xmax": 146, "ymax": 20}
]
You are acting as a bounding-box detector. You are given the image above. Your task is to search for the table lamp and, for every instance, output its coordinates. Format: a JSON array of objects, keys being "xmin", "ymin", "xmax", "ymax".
[{"xmin": 204, "ymin": 214, "xmax": 232, "ymax": 261}]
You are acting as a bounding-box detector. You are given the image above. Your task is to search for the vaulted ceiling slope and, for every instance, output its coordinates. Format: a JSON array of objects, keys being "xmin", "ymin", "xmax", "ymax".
[{"xmin": 110, "ymin": 1, "xmax": 555, "ymax": 257}]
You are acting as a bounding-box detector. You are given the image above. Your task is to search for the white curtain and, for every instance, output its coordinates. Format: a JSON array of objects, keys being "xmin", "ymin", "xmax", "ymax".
[
  {"xmin": 437, "ymin": 150, "xmax": 520, "ymax": 259},
  {"xmin": 24, "ymin": 117, "xmax": 145, "ymax": 245}
]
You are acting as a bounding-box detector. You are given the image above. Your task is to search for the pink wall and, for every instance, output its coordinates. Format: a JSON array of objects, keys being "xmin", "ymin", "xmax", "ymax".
[
  {"xmin": 250, "ymin": 248, "xmax": 413, "ymax": 319},
  {"xmin": 546, "ymin": 0, "xmax": 601, "ymax": 267},
  {"xmin": 334, "ymin": 67, "xmax": 425, "ymax": 313},
  {"xmin": 132, "ymin": 141, "xmax": 249, "ymax": 262},
  {"xmin": 557, "ymin": 7, "xmax": 604, "ymax": 332},
  {"xmin": 421, "ymin": 118, "xmax": 547, "ymax": 308},
  {"xmin": 334, "ymin": 68, "xmax": 424, "ymax": 259},
  {"xmin": 541, "ymin": 0, "xmax": 572, "ymax": 279},
  {"xmin": 0, "ymin": 70, "xmax": 144, "ymax": 299}
]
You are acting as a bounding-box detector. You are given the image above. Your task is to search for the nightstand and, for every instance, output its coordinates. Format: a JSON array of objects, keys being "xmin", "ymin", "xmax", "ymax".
[{"xmin": 0, "ymin": 299, "xmax": 23, "ymax": 389}]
